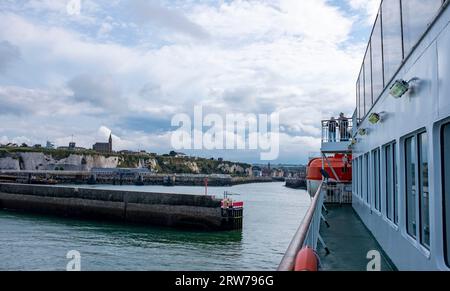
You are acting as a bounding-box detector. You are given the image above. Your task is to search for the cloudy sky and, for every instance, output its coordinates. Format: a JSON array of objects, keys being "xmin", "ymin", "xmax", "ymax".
[{"xmin": 0, "ymin": 0, "xmax": 380, "ymax": 164}]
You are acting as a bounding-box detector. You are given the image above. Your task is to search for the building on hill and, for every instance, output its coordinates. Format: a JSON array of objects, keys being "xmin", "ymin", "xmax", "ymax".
[
  {"xmin": 251, "ymin": 166, "xmax": 263, "ymax": 177},
  {"xmin": 46, "ymin": 141, "xmax": 55, "ymax": 149},
  {"xmin": 57, "ymin": 140, "xmax": 86, "ymax": 151},
  {"xmin": 93, "ymin": 134, "xmax": 113, "ymax": 153}
]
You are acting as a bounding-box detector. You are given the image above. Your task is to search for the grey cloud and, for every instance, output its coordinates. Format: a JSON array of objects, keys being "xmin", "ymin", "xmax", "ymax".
[
  {"xmin": 0, "ymin": 40, "xmax": 20, "ymax": 72},
  {"xmin": 220, "ymin": 87, "xmax": 278, "ymax": 114},
  {"xmin": 0, "ymin": 87, "xmax": 35, "ymax": 116},
  {"xmin": 127, "ymin": 0, "xmax": 210, "ymax": 40},
  {"xmin": 0, "ymin": 101, "xmax": 30, "ymax": 116},
  {"xmin": 67, "ymin": 74, "xmax": 126, "ymax": 111},
  {"xmin": 0, "ymin": 86, "xmax": 82, "ymax": 117},
  {"xmin": 117, "ymin": 114, "xmax": 172, "ymax": 133},
  {"xmin": 139, "ymin": 82, "xmax": 162, "ymax": 98}
]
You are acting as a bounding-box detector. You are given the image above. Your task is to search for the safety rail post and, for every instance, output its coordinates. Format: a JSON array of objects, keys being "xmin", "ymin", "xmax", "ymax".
[
  {"xmin": 277, "ymin": 180, "xmax": 325, "ymax": 271},
  {"xmin": 321, "ymin": 118, "xmax": 353, "ymax": 144}
]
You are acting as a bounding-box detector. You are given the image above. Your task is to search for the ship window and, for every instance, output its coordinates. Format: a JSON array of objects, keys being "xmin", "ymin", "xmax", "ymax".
[
  {"xmin": 385, "ymin": 141, "xmax": 398, "ymax": 224},
  {"xmin": 443, "ymin": 123, "xmax": 450, "ymax": 267},
  {"xmin": 393, "ymin": 142, "xmax": 399, "ymax": 225},
  {"xmin": 356, "ymin": 79, "xmax": 360, "ymax": 122},
  {"xmin": 363, "ymin": 155, "xmax": 366, "ymax": 202},
  {"xmin": 418, "ymin": 132, "xmax": 430, "ymax": 249},
  {"xmin": 381, "ymin": 0, "xmax": 403, "ymax": 84},
  {"xmin": 371, "ymin": 12, "xmax": 384, "ymax": 102},
  {"xmin": 359, "ymin": 70, "xmax": 365, "ymax": 120},
  {"xmin": 405, "ymin": 131, "xmax": 430, "ymax": 245},
  {"xmin": 356, "ymin": 158, "xmax": 358, "ymax": 197},
  {"xmin": 405, "ymin": 136, "xmax": 417, "ymax": 238},
  {"xmin": 373, "ymin": 148, "xmax": 381, "ymax": 211},
  {"xmin": 362, "ymin": 156, "xmax": 365, "ymax": 201},
  {"xmin": 385, "ymin": 143, "xmax": 393, "ymax": 221},
  {"xmin": 365, "ymin": 153, "xmax": 370, "ymax": 205},
  {"xmin": 361, "ymin": 157, "xmax": 364, "ymax": 199},
  {"xmin": 364, "ymin": 45, "xmax": 373, "ymax": 116},
  {"xmin": 359, "ymin": 157, "xmax": 363, "ymax": 199},
  {"xmin": 401, "ymin": 0, "xmax": 442, "ymax": 56},
  {"xmin": 352, "ymin": 159, "xmax": 358, "ymax": 195}
]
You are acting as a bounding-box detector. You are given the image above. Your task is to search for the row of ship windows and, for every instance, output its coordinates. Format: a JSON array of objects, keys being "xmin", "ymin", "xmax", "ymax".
[
  {"xmin": 353, "ymin": 122, "xmax": 450, "ymax": 267},
  {"xmin": 356, "ymin": 0, "xmax": 447, "ymax": 121}
]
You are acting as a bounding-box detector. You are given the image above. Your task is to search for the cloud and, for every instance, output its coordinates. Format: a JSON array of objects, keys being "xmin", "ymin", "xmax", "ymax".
[
  {"xmin": 347, "ymin": 0, "xmax": 381, "ymax": 24},
  {"xmin": 0, "ymin": 0, "xmax": 375, "ymax": 163},
  {"xmin": 0, "ymin": 40, "xmax": 20, "ymax": 72},
  {"xmin": 127, "ymin": 0, "xmax": 210, "ymax": 40},
  {"xmin": 0, "ymin": 86, "xmax": 65, "ymax": 116},
  {"xmin": 67, "ymin": 74, "xmax": 126, "ymax": 111},
  {"xmin": 192, "ymin": 0, "xmax": 352, "ymax": 43},
  {"xmin": 0, "ymin": 135, "xmax": 32, "ymax": 146},
  {"xmin": 23, "ymin": 0, "xmax": 69, "ymax": 13}
]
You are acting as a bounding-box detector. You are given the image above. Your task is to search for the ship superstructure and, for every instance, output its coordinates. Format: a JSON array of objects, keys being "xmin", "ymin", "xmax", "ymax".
[{"xmin": 280, "ymin": 0, "xmax": 450, "ymax": 271}]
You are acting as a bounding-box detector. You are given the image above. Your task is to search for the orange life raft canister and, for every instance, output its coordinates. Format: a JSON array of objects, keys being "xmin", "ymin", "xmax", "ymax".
[{"xmin": 294, "ymin": 247, "xmax": 319, "ymax": 271}]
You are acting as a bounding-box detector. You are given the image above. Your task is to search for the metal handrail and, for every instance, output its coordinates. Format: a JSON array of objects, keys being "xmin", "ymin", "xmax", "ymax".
[
  {"xmin": 321, "ymin": 119, "xmax": 353, "ymax": 143},
  {"xmin": 277, "ymin": 180, "xmax": 324, "ymax": 271}
]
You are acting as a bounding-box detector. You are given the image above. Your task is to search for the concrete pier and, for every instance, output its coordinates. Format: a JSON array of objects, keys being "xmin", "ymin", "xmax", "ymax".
[
  {"xmin": 0, "ymin": 170, "xmax": 273, "ymax": 186},
  {"xmin": 285, "ymin": 178, "xmax": 307, "ymax": 189},
  {"xmin": 0, "ymin": 183, "xmax": 242, "ymax": 231}
]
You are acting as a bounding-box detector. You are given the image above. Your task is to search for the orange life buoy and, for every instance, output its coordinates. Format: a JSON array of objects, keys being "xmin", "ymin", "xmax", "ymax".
[{"xmin": 294, "ymin": 247, "xmax": 318, "ymax": 271}]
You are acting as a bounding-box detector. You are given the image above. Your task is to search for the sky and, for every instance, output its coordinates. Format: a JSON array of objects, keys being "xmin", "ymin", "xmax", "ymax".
[{"xmin": 0, "ymin": 0, "xmax": 380, "ymax": 164}]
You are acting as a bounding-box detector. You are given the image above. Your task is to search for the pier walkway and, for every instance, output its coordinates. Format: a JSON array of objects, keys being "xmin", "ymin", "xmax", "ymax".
[{"xmin": 317, "ymin": 205, "xmax": 396, "ymax": 271}]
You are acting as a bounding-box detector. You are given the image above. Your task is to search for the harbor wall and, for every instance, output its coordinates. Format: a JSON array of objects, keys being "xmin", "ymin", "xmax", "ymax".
[
  {"xmin": 0, "ymin": 183, "xmax": 233, "ymax": 230},
  {"xmin": 285, "ymin": 178, "xmax": 307, "ymax": 189},
  {"xmin": 0, "ymin": 170, "xmax": 273, "ymax": 186}
]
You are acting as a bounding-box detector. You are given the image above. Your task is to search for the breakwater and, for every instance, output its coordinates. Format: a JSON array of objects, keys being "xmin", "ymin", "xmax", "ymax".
[
  {"xmin": 0, "ymin": 170, "xmax": 273, "ymax": 186},
  {"xmin": 0, "ymin": 183, "xmax": 243, "ymax": 231},
  {"xmin": 285, "ymin": 178, "xmax": 307, "ymax": 189}
]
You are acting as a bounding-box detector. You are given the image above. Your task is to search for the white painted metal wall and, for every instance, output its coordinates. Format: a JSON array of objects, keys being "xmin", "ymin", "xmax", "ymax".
[{"xmin": 353, "ymin": 2, "xmax": 450, "ymax": 271}]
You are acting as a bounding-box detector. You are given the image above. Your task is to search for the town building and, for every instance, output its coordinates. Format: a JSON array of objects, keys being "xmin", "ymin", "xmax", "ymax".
[
  {"xmin": 46, "ymin": 141, "xmax": 55, "ymax": 149},
  {"xmin": 93, "ymin": 134, "xmax": 113, "ymax": 153}
]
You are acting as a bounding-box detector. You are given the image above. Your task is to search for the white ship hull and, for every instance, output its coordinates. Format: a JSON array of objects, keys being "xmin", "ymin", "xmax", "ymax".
[{"xmin": 351, "ymin": 1, "xmax": 450, "ymax": 271}]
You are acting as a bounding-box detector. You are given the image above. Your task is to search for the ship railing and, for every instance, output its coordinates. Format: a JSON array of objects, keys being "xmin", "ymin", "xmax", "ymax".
[
  {"xmin": 278, "ymin": 180, "xmax": 325, "ymax": 271},
  {"xmin": 324, "ymin": 182, "xmax": 352, "ymax": 204},
  {"xmin": 321, "ymin": 118, "xmax": 353, "ymax": 143}
]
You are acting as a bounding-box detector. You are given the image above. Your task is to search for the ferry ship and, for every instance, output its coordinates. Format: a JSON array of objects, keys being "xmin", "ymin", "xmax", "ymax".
[{"xmin": 279, "ymin": 0, "xmax": 450, "ymax": 271}]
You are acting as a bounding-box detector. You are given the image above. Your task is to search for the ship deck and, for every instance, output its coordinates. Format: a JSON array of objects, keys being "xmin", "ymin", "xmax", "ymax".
[{"xmin": 317, "ymin": 204, "xmax": 397, "ymax": 271}]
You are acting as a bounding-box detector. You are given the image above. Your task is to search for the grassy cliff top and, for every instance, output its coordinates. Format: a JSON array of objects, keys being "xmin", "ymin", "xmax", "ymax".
[{"xmin": 0, "ymin": 147, "xmax": 252, "ymax": 175}]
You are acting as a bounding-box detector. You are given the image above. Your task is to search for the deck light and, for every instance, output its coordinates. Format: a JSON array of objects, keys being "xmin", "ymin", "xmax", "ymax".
[
  {"xmin": 369, "ymin": 113, "xmax": 381, "ymax": 125},
  {"xmin": 358, "ymin": 128, "xmax": 367, "ymax": 136},
  {"xmin": 348, "ymin": 138, "xmax": 358, "ymax": 150},
  {"xmin": 389, "ymin": 79, "xmax": 409, "ymax": 98}
]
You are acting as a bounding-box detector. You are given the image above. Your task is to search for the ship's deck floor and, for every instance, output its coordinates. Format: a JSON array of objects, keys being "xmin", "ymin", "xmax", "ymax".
[{"xmin": 317, "ymin": 204, "xmax": 397, "ymax": 271}]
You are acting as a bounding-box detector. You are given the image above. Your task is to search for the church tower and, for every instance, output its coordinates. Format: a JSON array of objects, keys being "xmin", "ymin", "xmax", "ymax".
[{"xmin": 109, "ymin": 134, "xmax": 112, "ymax": 153}]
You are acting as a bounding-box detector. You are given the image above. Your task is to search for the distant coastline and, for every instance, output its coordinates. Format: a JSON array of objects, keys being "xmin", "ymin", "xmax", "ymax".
[
  {"xmin": 0, "ymin": 147, "xmax": 251, "ymax": 175},
  {"xmin": 0, "ymin": 147, "xmax": 306, "ymax": 187}
]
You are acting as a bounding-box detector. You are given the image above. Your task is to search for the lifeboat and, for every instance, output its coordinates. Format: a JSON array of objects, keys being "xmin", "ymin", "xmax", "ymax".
[
  {"xmin": 295, "ymin": 247, "xmax": 319, "ymax": 271},
  {"xmin": 306, "ymin": 154, "xmax": 352, "ymax": 197}
]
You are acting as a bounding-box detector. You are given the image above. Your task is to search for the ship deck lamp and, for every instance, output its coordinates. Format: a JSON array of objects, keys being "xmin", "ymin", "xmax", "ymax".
[
  {"xmin": 389, "ymin": 79, "xmax": 410, "ymax": 98},
  {"xmin": 358, "ymin": 128, "xmax": 368, "ymax": 136},
  {"xmin": 349, "ymin": 138, "xmax": 358, "ymax": 150},
  {"xmin": 369, "ymin": 113, "xmax": 381, "ymax": 125}
]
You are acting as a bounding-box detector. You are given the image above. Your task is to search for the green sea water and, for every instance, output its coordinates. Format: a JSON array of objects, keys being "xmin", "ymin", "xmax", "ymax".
[{"xmin": 0, "ymin": 182, "xmax": 310, "ymax": 271}]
